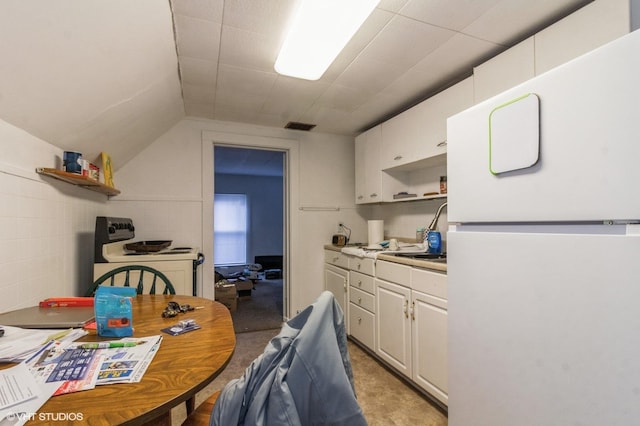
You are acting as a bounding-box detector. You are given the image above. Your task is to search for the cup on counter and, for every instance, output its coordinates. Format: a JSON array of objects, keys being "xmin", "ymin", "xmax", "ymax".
[{"xmin": 389, "ymin": 238, "xmax": 399, "ymax": 251}]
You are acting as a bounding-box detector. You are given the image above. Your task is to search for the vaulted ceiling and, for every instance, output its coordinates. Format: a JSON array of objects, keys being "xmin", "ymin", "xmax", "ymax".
[{"xmin": 0, "ymin": 0, "xmax": 591, "ymax": 170}]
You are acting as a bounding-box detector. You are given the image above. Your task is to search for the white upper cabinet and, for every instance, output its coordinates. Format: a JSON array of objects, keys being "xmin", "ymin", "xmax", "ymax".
[
  {"xmin": 534, "ymin": 0, "xmax": 631, "ymax": 74},
  {"xmin": 380, "ymin": 101, "xmax": 425, "ymax": 170},
  {"xmin": 380, "ymin": 77, "xmax": 474, "ymax": 171},
  {"xmin": 473, "ymin": 37, "xmax": 535, "ymax": 103},
  {"xmin": 421, "ymin": 77, "xmax": 474, "ymax": 160},
  {"xmin": 355, "ymin": 125, "xmax": 382, "ymax": 204},
  {"xmin": 474, "ymin": 0, "xmax": 631, "ymax": 103}
]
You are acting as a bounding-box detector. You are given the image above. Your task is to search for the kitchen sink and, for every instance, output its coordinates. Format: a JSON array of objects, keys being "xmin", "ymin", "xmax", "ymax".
[{"xmin": 392, "ymin": 252, "xmax": 447, "ymax": 262}]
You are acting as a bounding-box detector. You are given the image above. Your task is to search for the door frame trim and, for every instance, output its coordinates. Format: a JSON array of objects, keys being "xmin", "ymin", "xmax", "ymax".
[{"xmin": 202, "ymin": 131, "xmax": 299, "ymax": 320}]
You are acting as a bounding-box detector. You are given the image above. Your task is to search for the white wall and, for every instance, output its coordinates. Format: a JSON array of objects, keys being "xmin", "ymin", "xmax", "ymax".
[
  {"xmin": 0, "ymin": 119, "xmax": 109, "ymax": 312},
  {"xmin": 114, "ymin": 118, "xmax": 365, "ymax": 316},
  {"xmin": 371, "ymin": 200, "xmax": 449, "ymax": 247}
]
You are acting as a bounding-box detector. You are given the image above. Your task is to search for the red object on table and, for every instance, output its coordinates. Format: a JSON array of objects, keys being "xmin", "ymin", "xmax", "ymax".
[{"xmin": 39, "ymin": 297, "xmax": 95, "ymax": 308}]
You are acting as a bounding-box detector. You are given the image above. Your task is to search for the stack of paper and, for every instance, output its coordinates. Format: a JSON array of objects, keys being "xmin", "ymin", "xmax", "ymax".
[{"xmin": 0, "ymin": 334, "xmax": 163, "ymax": 425}]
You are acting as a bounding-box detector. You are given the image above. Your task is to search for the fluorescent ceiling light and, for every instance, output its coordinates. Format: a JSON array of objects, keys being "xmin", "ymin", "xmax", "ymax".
[{"xmin": 275, "ymin": 0, "xmax": 380, "ymax": 81}]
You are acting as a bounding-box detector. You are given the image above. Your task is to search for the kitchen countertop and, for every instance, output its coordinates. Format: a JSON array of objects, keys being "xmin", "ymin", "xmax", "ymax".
[{"xmin": 324, "ymin": 244, "xmax": 447, "ymax": 273}]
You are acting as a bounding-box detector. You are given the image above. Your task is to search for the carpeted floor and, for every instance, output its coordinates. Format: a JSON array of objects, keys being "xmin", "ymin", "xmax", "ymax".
[
  {"xmin": 172, "ymin": 329, "xmax": 447, "ymax": 425},
  {"xmin": 230, "ymin": 278, "xmax": 284, "ymax": 333}
]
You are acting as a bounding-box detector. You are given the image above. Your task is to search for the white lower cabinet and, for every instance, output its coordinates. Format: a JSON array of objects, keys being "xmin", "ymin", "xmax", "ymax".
[
  {"xmin": 324, "ymin": 250, "xmax": 349, "ymax": 330},
  {"xmin": 375, "ymin": 260, "xmax": 448, "ymax": 406},
  {"xmin": 349, "ymin": 303, "xmax": 375, "ymax": 350},
  {"xmin": 376, "ymin": 278, "xmax": 412, "ymax": 376},
  {"xmin": 348, "ymin": 258, "xmax": 376, "ymax": 351},
  {"xmin": 411, "ymin": 289, "xmax": 448, "ymax": 404}
]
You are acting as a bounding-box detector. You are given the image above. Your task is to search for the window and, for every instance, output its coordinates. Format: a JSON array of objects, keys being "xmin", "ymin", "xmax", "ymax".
[{"xmin": 214, "ymin": 194, "xmax": 248, "ymax": 265}]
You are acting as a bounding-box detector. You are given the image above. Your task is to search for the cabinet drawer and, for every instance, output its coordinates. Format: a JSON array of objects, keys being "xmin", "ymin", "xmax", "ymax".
[
  {"xmin": 324, "ymin": 250, "xmax": 349, "ymax": 268},
  {"xmin": 349, "ymin": 303, "xmax": 375, "ymax": 350},
  {"xmin": 350, "ymin": 286, "xmax": 375, "ymax": 313},
  {"xmin": 348, "ymin": 257, "xmax": 375, "ymax": 275},
  {"xmin": 411, "ymin": 267, "xmax": 447, "ymax": 300},
  {"xmin": 349, "ymin": 271, "xmax": 375, "ymax": 294},
  {"xmin": 376, "ymin": 260, "xmax": 411, "ymax": 286}
]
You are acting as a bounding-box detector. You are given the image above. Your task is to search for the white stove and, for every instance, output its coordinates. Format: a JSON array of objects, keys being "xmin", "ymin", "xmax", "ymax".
[{"xmin": 93, "ymin": 217, "xmax": 204, "ymax": 296}]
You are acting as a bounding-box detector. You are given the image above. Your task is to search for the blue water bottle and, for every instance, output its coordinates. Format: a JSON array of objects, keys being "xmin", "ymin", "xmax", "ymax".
[{"xmin": 426, "ymin": 230, "xmax": 442, "ymax": 254}]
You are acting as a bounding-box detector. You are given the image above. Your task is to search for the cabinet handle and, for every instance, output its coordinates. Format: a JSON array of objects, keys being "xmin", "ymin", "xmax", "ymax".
[
  {"xmin": 403, "ymin": 299, "xmax": 408, "ymax": 318},
  {"xmin": 333, "ymin": 256, "xmax": 339, "ymax": 262},
  {"xmin": 358, "ymin": 317, "xmax": 362, "ymax": 324},
  {"xmin": 357, "ymin": 195, "xmax": 364, "ymax": 200},
  {"xmin": 358, "ymin": 280, "xmax": 362, "ymax": 287},
  {"xmin": 357, "ymin": 263, "xmax": 361, "ymax": 270},
  {"xmin": 370, "ymin": 193, "xmax": 378, "ymax": 198},
  {"xmin": 394, "ymin": 155, "xmax": 403, "ymax": 161},
  {"xmin": 358, "ymin": 297, "xmax": 362, "ymax": 304},
  {"xmin": 437, "ymin": 140, "xmax": 447, "ymax": 147},
  {"xmin": 410, "ymin": 301, "xmax": 415, "ymax": 321}
]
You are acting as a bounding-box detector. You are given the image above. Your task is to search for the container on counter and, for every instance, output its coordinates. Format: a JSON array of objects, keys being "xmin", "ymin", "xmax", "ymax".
[
  {"xmin": 426, "ymin": 230, "xmax": 442, "ymax": 254},
  {"xmin": 440, "ymin": 176, "xmax": 447, "ymax": 194}
]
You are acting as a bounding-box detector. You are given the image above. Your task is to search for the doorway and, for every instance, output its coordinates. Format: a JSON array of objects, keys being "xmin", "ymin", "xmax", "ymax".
[
  {"xmin": 201, "ymin": 130, "xmax": 299, "ymax": 323},
  {"xmin": 213, "ymin": 146, "xmax": 286, "ymax": 332}
]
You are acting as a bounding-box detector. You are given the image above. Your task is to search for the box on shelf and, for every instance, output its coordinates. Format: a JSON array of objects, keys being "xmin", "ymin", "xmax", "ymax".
[{"xmin": 215, "ymin": 283, "xmax": 237, "ymax": 312}]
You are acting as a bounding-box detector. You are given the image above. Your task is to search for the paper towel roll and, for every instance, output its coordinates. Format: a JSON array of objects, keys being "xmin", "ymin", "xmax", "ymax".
[{"xmin": 367, "ymin": 220, "xmax": 384, "ymax": 246}]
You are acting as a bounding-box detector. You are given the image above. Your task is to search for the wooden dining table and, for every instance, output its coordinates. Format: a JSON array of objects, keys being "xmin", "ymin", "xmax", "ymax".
[{"xmin": 23, "ymin": 295, "xmax": 236, "ymax": 425}]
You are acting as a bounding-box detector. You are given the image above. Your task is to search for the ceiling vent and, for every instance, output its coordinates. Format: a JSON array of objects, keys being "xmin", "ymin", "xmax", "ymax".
[{"xmin": 285, "ymin": 121, "xmax": 316, "ymax": 131}]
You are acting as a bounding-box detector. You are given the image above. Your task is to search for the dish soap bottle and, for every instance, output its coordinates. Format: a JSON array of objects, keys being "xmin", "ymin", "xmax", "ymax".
[{"xmin": 425, "ymin": 230, "xmax": 442, "ymax": 254}]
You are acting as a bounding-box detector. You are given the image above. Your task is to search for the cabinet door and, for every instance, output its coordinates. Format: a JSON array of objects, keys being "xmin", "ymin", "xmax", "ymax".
[
  {"xmin": 355, "ymin": 132, "xmax": 367, "ymax": 204},
  {"xmin": 324, "ymin": 250, "xmax": 349, "ymax": 268},
  {"xmin": 380, "ymin": 104, "xmax": 422, "ymax": 170},
  {"xmin": 355, "ymin": 126, "xmax": 382, "ymax": 204},
  {"xmin": 324, "ymin": 264, "xmax": 349, "ymax": 330},
  {"xmin": 534, "ymin": 0, "xmax": 629, "ymax": 75},
  {"xmin": 375, "ymin": 278, "xmax": 411, "ymax": 378},
  {"xmin": 380, "ymin": 78, "xmax": 473, "ymax": 171},
  {"xmin": 349, "ymin": 256, "xmax": 375, "ymax": 276},
  {"xmin": 419, "ymin": 77, "xmax": 474, "ymax": 159},
  {"xmin": 412, "ymin": 290, "xmax": 448, "ymax": 405},
  {"xmin": 349, "ymin": 302, "xmax": 375, "ymax": 350}
]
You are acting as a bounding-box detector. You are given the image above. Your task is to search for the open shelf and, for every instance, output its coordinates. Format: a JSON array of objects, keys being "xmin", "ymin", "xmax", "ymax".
[
  {"xmin": 388, "ymin": 193, "xmax": 447, "ymax": 203},
  {"xmin": 36, "ymin": 167, "xmax": 120, "ymax": 196}
]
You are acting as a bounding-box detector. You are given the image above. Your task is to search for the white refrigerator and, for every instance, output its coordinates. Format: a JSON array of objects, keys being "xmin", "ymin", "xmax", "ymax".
[{"xmin": 447, "ymin": 29, "xmax": 640, "ymax": 425}]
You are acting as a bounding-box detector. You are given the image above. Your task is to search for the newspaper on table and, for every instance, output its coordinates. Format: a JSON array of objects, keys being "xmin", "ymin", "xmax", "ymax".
[
  {"xmin": 93, "ymin": 335, "xmax": 163, "ymax": 385},
  {"xmin": 24, "ymin": 335, "xmax": 163, "ymax": 395},
  {"xmin": 0, "ymin": 335, "xmax": 162, "ymax": 425}
]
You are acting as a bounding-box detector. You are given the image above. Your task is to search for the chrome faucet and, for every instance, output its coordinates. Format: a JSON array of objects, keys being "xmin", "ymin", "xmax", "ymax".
[{"xmin": 427, "ymin": 202, "xmax": 447, "ymax": 231}]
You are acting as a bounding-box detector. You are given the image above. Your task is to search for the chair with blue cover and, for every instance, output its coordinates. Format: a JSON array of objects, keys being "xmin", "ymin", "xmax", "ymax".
[
  {"xmin": 86, "ymin": 265, "xmax": 176, "ymax": 296},
  {"xmin": 182, "ymin": 290, "xmax": 367, "ymax": 426}
]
